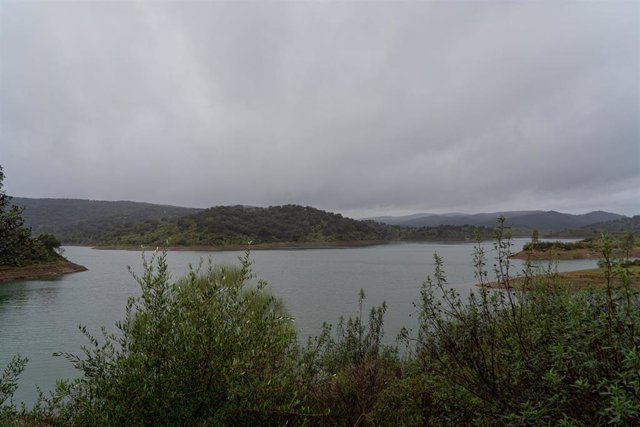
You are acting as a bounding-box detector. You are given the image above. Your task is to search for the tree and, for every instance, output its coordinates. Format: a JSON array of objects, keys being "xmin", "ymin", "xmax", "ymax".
[
  {"xmin": 0, "ymin": 165, "xmax": 55, "ymax": 266},
  {"xmin": 36, "ymin": 233, "xmax": 61, "ymax": 252},
  {"xmin": 622, "ymin": 232, "xmax": 635, "ymax": 262},
  {"xmin": 0, "ymin": 165, "xmax": 31, "ymax": 265},
  {"xmin": 531, "ymin": 228, "xmax": 539, "ymax": 244}
]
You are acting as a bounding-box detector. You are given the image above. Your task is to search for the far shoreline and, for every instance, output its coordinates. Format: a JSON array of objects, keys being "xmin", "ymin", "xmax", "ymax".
[
  {"xmin": 69, "ymin": 238, "xmax": 494, "ymax": 252},
  {"xmin": 74, "ymin": 235, "xmax": 592, "ymax": 253},
  {"xmin": 511, "ymin": 247, "xmax": 640, "ymax": 261},
  {"xmin": 477, "ymin": 266, "xmax": 640, "ymax": 290}
]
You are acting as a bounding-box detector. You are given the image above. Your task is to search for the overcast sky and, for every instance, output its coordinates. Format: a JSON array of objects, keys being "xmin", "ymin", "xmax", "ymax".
[{"xmin": 1, "ymin": 1, "xmax": 638, "ymax": 218}]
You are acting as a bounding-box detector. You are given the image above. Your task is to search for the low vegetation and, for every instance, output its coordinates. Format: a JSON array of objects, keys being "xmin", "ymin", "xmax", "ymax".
[
  {"xmin": 2, "ymin": 220, "xmax": 639, "ymax": 425},
  {"xmin": 515, "ymin": 233, "xmax": 639, "ymax": 260}
]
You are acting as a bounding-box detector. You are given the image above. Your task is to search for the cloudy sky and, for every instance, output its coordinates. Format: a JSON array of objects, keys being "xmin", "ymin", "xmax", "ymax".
[{"xmin": 0, "ymin": 1, "xmax": 638, "ymax": 218}]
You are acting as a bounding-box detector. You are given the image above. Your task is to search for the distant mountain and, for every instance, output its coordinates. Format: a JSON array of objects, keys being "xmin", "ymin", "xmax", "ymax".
[
  {"xmin": 508, "ymin": 211, "xmax": 627, "ymax": 232},
  {"xmin": 580, "ymin": 215, "xmax": 640, "ymax": 234},
  {"xmin": 370, "ymin": 210, "xmax": 626, "ymax": 232},
  {"xmin": 11, "ymin": 197, "xmax": 201, "ymax": 238},
  {"xmin": 367, "ymin": 213, "xmax": 437, "ymax": 226}
]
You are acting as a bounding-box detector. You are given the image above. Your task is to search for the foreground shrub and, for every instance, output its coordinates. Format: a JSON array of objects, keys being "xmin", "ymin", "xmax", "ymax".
[
  {"xmin": 0, "ymin": 355, "xmax": 28, "ymax": 426},
  {"xmin": 412, "ymin": 221, "xmax": 640, "ymax": 425},
  {"xmin": 54, "ymin": 251, "xmax": 302, "ymax": 426},
  {"xmin": 300, "ymin": 290, "xmax": 403, "ymax": 425}
]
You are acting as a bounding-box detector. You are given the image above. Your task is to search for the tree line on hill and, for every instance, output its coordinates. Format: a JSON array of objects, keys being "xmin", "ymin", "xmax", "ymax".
[{"xmin": 41, "ymin": 204, "xmax": 494, "ymax": 246}]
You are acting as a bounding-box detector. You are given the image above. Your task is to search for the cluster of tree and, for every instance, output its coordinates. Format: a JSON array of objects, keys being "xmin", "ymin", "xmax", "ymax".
[
  {"xmin": 523, "ymin": 240, "xmax": 593, "ymax": 252},
  {"xmin": 523, "ymin": 233, "xmax": 637, "ymax": 258},
  {"xmin": 49, "ymin": 204, "xmax": 493, "ymax": 246},
  {"xmin": 0, "ymin": 166, "xmax": 61, "ymax": 267},
  {"xmin": 2, "ymin": 230, "xmax": 639, "ymax": 425}
]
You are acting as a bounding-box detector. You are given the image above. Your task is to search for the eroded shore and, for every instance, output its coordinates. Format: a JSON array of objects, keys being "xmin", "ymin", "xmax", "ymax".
[
  {"xmin": 511, "ymin": 248, "xmax": 640, "ymax": 260},
  {"xmin": 0, "ymin": 260, "xmax": 88, "ymax": 283},
  {"xmin": 478, "ymin": 266, "xmax": 640, "ymax": 290}
]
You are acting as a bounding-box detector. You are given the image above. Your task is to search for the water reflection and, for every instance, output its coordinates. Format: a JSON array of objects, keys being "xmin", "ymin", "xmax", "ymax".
[{"xmin": 0, "ymin": 280, "xmax": 64, "ymax": 309}]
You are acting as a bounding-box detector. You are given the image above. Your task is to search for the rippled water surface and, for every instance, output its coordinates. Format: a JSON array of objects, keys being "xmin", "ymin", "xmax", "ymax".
[{"xmin": 0, "ymin": 239, "xmax": 596, "ymax": 405}]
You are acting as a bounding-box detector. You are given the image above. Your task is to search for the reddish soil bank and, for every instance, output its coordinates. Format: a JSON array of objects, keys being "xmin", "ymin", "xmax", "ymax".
[
  {"xmin": 511, "ymin": 248, "xmax": 640, "ymax": 261},
  {"xmin": 0, "ymin": 261, "xmax": 87, "ymax": 283}
]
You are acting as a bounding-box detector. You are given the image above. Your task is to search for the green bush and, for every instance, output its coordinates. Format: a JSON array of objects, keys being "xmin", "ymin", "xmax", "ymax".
[
  {"xmin": 300, "ymin": 290, "xmax": 403, "ymax": 425},
  {"xmin": 53, "ymin": 251, "xmax": 303, "ymax": 425},
  {"xmin": 410, "ymin": 220, "xmax": 640, "ymax": 425}
]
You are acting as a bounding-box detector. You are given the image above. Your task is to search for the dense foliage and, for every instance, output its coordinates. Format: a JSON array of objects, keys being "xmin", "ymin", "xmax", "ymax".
[
  {"xmin": 50, "ymin": 204, "xmax": 491, "ymax": 246},
  {"xmin": 48, "ymin": 252, "xmax": 301, "ymax": 425},
  {"xmin": 0, "ymin": 166, "xmax": 62, "ymax": 266},
  {"xmin": 523, "ymin": 235, "xmax": 638, "ymax": 259},
  {"xmin": 523, "ymin": 239, "xmax": 592, "ymax": 252},
  {"xmin": 2, "ymin": 223, "xmax": 639, "ymax": 426}
]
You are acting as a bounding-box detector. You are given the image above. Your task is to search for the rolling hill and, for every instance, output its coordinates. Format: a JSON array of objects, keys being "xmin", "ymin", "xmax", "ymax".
[
  {"xmin": 11, "ymin": 196, "xmax": 632, "ymax": 246},
  {"xmin": 11, "ymin": 197, "xmax": 200, "ymax": 239},
  {"xmin": 370, "ymin": 210, "xmax": 626, "ymax": 232},
  {"xmin": 9, "ymin": 198, "xmax": 493, "ymax": 245}
]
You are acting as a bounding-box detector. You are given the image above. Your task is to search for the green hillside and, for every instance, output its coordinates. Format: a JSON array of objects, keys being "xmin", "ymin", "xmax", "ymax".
[
  {"xmin": 582, "ymin": 215, "xmax": 640, "ymax": 234},
  {"xmin": 49, "ymin": 204, "xmax": 491, "ymax": 246}
]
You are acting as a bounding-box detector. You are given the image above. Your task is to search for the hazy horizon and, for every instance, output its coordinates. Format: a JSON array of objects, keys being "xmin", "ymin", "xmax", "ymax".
[{"xmin": 1, "ymin": 1, "xmax": 638, "ymax": 218}]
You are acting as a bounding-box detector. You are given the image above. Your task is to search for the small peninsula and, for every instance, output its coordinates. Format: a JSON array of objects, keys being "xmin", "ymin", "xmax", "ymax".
[
  {"xmin": 0, "ymin": 166, "xmax": 86, "ymax": 283},
  {"xmin": 511, "ymin": 236, "xmax": 639, "ymax": 260}
]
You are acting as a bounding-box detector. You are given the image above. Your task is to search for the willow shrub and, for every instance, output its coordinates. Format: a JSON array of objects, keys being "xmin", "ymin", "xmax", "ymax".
[
  {"xmin": 407, "ymin": 221, "xmax": 640, "ymax": 426},
  {"xmin": 53, "ymin": 251, "xmax": 302, "ymax": 426},
  {"xmin": 299, "ymin": 290, "xmax": 403, "ymax": 425}
]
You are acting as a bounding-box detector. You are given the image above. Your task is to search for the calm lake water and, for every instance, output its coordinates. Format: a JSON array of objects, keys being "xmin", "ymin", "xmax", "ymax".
[{"xmin": 1, "ymin": 239, "xmax": 596, "ymax": 405}]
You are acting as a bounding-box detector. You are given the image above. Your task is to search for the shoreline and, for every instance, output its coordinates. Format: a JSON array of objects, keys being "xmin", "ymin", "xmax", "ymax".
[
  {"xmin": 478, "ymin": 266, "xmax": 640, "ymax": 290},
  {"xmin": 511, "ymin": 247, "xmax": 640, "ymax": 260},
  {"xmin": 88, "ymin": 240, "xmax": 392, "ymax": 251},
  {"xmin": 75, "ymin": 239, "xmax": 483, "ymax": 252},
  {"xmin": 0, "ymin": 260, "xmax": 88, "ymax": 284}
]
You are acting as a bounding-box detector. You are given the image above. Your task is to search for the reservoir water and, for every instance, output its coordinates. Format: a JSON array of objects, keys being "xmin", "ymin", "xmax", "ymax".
[{"xmin": 1, "ymin": 239, "xmax": 597, "ymax": 405}]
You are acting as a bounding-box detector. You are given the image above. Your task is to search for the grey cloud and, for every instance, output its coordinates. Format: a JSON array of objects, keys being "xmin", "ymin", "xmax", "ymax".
[{"xmin": 0, "ymin": 1, "xmax": 638, "ymax": 217}]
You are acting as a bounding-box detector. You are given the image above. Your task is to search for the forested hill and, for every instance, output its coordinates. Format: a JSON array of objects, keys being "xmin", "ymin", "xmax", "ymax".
[
  {"xmin": 102, "ymin": 205, "xmax": 394, "ymax": 246},
  {"xmin": 579, "ymin": 215, "xmax": 640, "ymax": 235},
  {"xmin": 12, "ymin": 197, "xmax": 200, "ymax": 237},
  {"xmin": 42, "ymin": 204, "xmax": 491, "ymax": 246}
]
